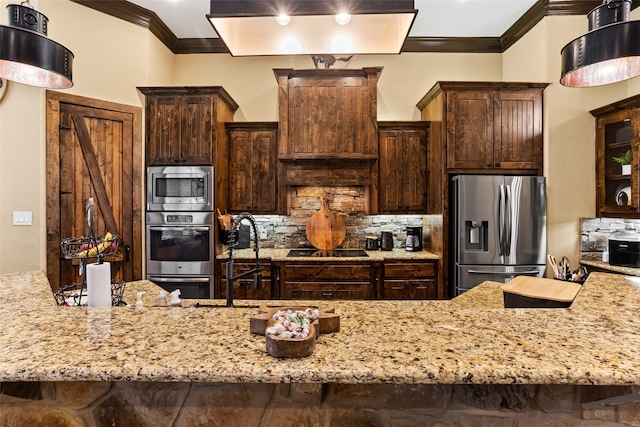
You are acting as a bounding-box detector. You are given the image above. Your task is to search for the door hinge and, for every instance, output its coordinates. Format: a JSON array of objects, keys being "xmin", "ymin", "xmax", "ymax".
[
  {"xmin": 59, "ymin": 124, "xmax": 71, "ymax": 131},
  {"xmin": 59, "ymin": 190, "xmax": 72, "ymax": 195}
]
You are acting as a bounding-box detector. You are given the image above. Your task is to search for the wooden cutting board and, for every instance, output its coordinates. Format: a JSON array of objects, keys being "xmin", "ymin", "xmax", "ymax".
[
  {"xmin": 500, "ymin": 276, "xmax": 581, "ymax": 302},
  {"xmin": 305, "ymin": 197, "xmax": 346, "ymax": 250}
]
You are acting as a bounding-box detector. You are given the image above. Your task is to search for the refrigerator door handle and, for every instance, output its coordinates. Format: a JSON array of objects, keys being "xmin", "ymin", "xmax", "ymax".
[
  {"xmin": 498, "ymin": 184, "xmax": 505, "ymax": 256},
  {"xmin": 505, "ymin": 184, "xmax": 512, "ymax": 257},
  {"xmin": 467, "ymin": 269, "xmax": 542, "ymax": 275}
]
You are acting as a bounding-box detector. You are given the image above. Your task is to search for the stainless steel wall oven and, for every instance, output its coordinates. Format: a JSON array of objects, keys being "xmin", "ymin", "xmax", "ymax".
[
  {"xmin": 146, "ymin": 166, "xmax": 216, "ymax": 299},
  {"xmin": 145, "ymin": 211, "xmax": 215, "ymax": 298}
]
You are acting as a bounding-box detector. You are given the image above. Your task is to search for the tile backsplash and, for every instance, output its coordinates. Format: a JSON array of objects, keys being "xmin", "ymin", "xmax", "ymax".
[
  {"xmin": 244, "ymin": 186, "xmax": 425, "ymax": 249},
  {"xmin": 580, "ymin": 217, "xmax": 640, "ymax": 260}
]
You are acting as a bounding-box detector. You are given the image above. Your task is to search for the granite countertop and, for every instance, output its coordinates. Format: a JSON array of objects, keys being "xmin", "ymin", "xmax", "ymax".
[
  {"xmin": 580, "ymin": 259, "xmax": 640, "ymax": 276},
  {"xmin": 1, "ymin": 270, "xmax": 640, "ymax": 385},
  {"xmin": 216, "ymin": 247, "xmax": 440, "ymax": 261}
]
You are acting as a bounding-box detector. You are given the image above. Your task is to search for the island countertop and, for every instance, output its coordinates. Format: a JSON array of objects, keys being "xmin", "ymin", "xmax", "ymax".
[{"xmin": 1, "ymin": 270, "xmax": 639, "ymax": 385}]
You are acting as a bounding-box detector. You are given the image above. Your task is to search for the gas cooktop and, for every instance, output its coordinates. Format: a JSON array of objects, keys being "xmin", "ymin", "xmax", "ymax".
[{"xmin": 287, "ymin": 249, "xmax": 369, "ymax": 258}]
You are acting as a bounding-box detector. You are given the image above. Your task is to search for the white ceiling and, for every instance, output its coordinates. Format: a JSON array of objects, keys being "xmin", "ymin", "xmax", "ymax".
[{"xmin": 127, "ymin": 0, "xmax": 539, "ymax": 40}]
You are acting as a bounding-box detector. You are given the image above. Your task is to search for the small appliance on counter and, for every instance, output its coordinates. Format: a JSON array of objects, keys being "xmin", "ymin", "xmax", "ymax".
[
  {"xmin": 365, "ymin": 236, "xmax": 379, "ymax": 250},
  {"xmin": 380, "ymin": 231, "xmax": 393, "ymax": 251},
  {"xmin": 405, "ymin": 226, "xmax": 423, "ymax": 252},
  {"xmin": 609, "ymin": 231, "xmax": 640, "ymax": 267}
]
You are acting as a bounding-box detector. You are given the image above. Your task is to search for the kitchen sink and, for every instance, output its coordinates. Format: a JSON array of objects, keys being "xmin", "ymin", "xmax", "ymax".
[{"xmin": 287, "ymin": 249, "xmax": 368, "ymax": 258}]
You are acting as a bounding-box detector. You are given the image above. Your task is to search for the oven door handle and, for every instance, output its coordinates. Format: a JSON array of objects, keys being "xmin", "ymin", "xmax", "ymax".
[
  {"xmin": 148, "ymin": 226, "xmax": 211, "ymax": 232},
  {"xmin": 148, "ymin": 276, "xmax": 210, "ymax": 283}
]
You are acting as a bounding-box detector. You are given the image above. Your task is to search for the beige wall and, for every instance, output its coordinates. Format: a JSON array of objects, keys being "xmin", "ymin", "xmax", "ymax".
[
  {"xmin": 502, "ymin": 10, "xmax": 640, "ymax": 268},
  {"xmin": 0, "ymin": 0, "xmax": 174, "ymax": 273},
  {"xmin": 1, "ymin": 0, "xmax": 639, "ymax": 278}
]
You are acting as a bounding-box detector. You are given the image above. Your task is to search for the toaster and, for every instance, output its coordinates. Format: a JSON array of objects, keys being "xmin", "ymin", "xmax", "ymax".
[{"xmin": 609, "ymin": 231, "xmax": 640, "ymax": 267}]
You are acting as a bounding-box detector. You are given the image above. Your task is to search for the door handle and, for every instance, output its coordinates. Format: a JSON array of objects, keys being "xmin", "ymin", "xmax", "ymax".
[
  {"xmin": 467, "ymin": 269, "xmax": 541, "ymax": 275},
  {"xmin": 125, "ymin": 245, "xmax": 131, "ymax": 263}
]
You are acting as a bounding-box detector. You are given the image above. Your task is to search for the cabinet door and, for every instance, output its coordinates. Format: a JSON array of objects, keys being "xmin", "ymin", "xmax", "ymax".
[
  {"xmin": 596, "ymin": 108, "xmax": 639, "ymax": 215},
  {"xmin": 287, "ymin": 76, "xmax": 375, "ymax": 157},
  {"xmin": 252, "ymin": 130, "xmax": 277, "ymax": 212},
  {"xmin": 379, "ymin": 130, "xmax": 404, "ymax": 212},
  {"xmin": 403, "ymin": 129, "xmax": 427, "ymax": 211},
  {"xmin": 229, "ymin": 130, "xmax": 253, "ymax": 211},
  {"xmin": 146, "ymin": 96, "xmax": 182, "ymax": 165},
  {"xmin": 215, "ymin": 259, "xmax": 272, "ymax": 300},
  {"xmin": 179, "ymin": 95, "xmax": 213, "ymax": 165},
  {"xmin": 379, "ymin": 128, "xmax": 427, "ymax": 213},
  {"xmin": 228, "ymin": 129, "xmax": 277, "ymax": 213},
  {"xmin": 494, "ymin": 91, "xmax": 542, "ymax": 170},
  {"xmin": 446, "ymin": 90, "xmax": 494, "ymax": 169}
]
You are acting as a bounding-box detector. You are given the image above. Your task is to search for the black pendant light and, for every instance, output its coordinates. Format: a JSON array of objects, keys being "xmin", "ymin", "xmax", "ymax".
[
  {"xmin": 561, "ymin": 0, "xmax": 640, "ymax": 87},
  {"xmin": 0, "ymin": 2, "xmax": 74, "ymax": 89}
]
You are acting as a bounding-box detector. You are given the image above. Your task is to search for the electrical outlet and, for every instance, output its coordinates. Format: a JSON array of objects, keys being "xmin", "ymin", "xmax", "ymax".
[{"xmin": 260, "ymin": 228, "xmax": 268, "ymax": 239}]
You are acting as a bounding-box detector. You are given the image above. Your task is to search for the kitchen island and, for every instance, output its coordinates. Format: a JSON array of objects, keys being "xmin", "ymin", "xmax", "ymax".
[{"xmin": 1, "ymin": 271, "xmax": 639, "ymax": 425}]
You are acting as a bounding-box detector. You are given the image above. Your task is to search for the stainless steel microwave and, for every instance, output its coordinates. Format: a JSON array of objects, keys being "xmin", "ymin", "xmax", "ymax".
[{"xmin": 146, "ymin": 166, "xmax": 215, "ymax": 211}]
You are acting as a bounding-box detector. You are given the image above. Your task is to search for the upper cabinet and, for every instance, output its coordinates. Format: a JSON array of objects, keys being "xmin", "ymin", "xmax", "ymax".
[
  {"xmin": 591, "ymin": 94, "xmax": 640, "ymax": 217},
  {"xmin": 442, "ymin": 86, "xmax": 545, "ymax": 171},
  {"xmin": 227, "ymin": 122, "xmax": 278, "ymax": 214},
  {"xmin": 274, "ymin": 68, "xmax": 381, "ymax": 159},
  {"xmin": 138, "ymin": 87, "xmax": 238, "ymax": 166},
  {"xmin": 378, "ymin": 122, "xmax": 428, "ymax": 213}
]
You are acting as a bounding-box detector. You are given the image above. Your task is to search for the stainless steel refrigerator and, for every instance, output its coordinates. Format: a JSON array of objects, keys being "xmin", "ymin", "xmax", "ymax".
[{"xmin": 451, "ymin": 175, "xmax": 547, "ymax": 296}]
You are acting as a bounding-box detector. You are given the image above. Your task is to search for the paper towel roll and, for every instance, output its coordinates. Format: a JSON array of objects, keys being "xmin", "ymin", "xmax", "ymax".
[{"xmin": 87, "ymin": 262, "xmax": 111, "ymax": 307}]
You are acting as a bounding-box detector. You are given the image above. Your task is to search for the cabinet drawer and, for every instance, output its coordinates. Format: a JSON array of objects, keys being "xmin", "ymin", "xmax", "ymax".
[
  {"xmin": 283, "ymin": 264, "xmax": 373, "ymax": 280},
  {"xmin": 284, "ymin": 282, "xmax": 373, "ymax": 300},
  {"xmin": 383, "ymin": 279, "xmax": 437, "ymax": 299},
  {"xmin": 219, "ymin": 262, "xmax": 271, "ymax": 278},
  {"xmin": 384, "ymin": 262, "xmax": 435, "ymax": 278}
]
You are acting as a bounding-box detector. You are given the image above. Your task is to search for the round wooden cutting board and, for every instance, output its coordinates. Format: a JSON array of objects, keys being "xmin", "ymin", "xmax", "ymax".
[{"xmin": 305, "ymin": 197, "xmax": 346, "ymax": 250}]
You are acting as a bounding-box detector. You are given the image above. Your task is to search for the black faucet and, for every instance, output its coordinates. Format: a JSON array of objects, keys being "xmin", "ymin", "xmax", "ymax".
[{"xmin": 224, "ymin": 212, "xmax": 261, "ymax": 307}]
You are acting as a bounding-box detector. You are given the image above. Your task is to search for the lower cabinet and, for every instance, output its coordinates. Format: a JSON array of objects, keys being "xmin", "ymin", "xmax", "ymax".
[
  {"xmin": 279, "ymin": 263, "xmax": 376, "ymax": 300},
  {"xmin": 215, "ymin": 259, "xmax": 272, "ymax": 299},
  {"xmin": 382, "ymin": 261, "xmax": 438, "ymax": 299},
  {"xmin": 217, "ymin": 258, "xmax": 440, "ymax": 300}
]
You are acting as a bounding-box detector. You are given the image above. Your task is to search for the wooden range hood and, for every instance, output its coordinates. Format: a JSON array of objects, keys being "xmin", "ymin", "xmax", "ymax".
[{"xmin": 274, "ymin": 67, "xmax": 382, "ymax": 215}]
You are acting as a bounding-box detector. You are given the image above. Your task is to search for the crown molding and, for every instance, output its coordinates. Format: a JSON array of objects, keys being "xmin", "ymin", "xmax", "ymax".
[{"xmin": 70, "ymin": 0, "xmax": 640, "ymax": 55}]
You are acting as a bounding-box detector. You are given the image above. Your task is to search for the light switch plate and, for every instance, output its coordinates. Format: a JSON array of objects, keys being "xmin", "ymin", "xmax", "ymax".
[{"xmin": 13, "ymin": 211, "xmax": 32, "ymax": 226}]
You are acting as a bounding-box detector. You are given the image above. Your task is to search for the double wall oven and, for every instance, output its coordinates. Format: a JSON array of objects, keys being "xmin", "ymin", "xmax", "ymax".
[{"xmin": 146, "ymin": 166, "xmax": 216, "ymax": 298}]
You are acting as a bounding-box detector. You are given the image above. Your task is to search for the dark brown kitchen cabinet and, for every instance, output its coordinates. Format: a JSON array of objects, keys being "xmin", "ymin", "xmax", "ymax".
[
  {"xmin": 379, "ymin": 122, "xmax": 428, "ymax": 213},
  {"xmin": 279, "ymin": 263, "xmax": 376, "ymax": 300},
  {"xmin": 591, "ymin": 94, "xmax": 640, "ymax": 218},
  {"xmin": 227, "ymin": 123, "xmax": 278, "ymax": 213},
  {"xmin": 445, "ymin": 88, "xmax": 543, "ymax": 171},
  {"xmin": 139, "ymin": 87, "xmax": 238, "ymax": 166},
  {"xmin": 382, "ymin": 261, "xmax": 438, "ymax": 300},
  {"xmin": 215, "ymin": 259, "xmax": 272, "ymax": 300}
]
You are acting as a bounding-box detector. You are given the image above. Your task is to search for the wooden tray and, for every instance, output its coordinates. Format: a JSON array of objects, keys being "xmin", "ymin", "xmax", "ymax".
[
  {"xmin": 265, "ymin": 322, "xmax": 318, "ymax": 358},
  {"xmin": 249, "ymin": 302, "xmax": 340, "ymax": 335},
  {"xmin": 250, "ymin": 303, "xmax": 340, "ymax": 358}
]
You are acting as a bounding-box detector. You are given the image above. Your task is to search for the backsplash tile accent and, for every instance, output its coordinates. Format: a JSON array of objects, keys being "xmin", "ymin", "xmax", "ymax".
[
  {"xmin": 251, "ymin": 186, "xmax": 423, "ymax": 249},
  {"xmin": 580, "ymin": 217, "xmax": 640, "ymax": 260}
]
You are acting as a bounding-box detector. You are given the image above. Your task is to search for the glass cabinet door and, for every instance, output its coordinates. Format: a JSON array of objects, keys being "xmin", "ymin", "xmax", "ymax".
[{"xmin": 596, "ymin": 108, "xmax": 638, "ymax": 215}]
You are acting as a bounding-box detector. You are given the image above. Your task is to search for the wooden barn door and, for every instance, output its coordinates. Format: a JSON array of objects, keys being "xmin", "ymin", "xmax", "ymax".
[{"xmin": 46, "ymin": 92, "xmax": 143, "ymax": 291}]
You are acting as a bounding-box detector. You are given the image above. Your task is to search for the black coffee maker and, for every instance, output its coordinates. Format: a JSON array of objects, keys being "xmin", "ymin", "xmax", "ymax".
[{"xmin": 405, "ymin": 226, "xmax": 423, "ymax": 252}]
